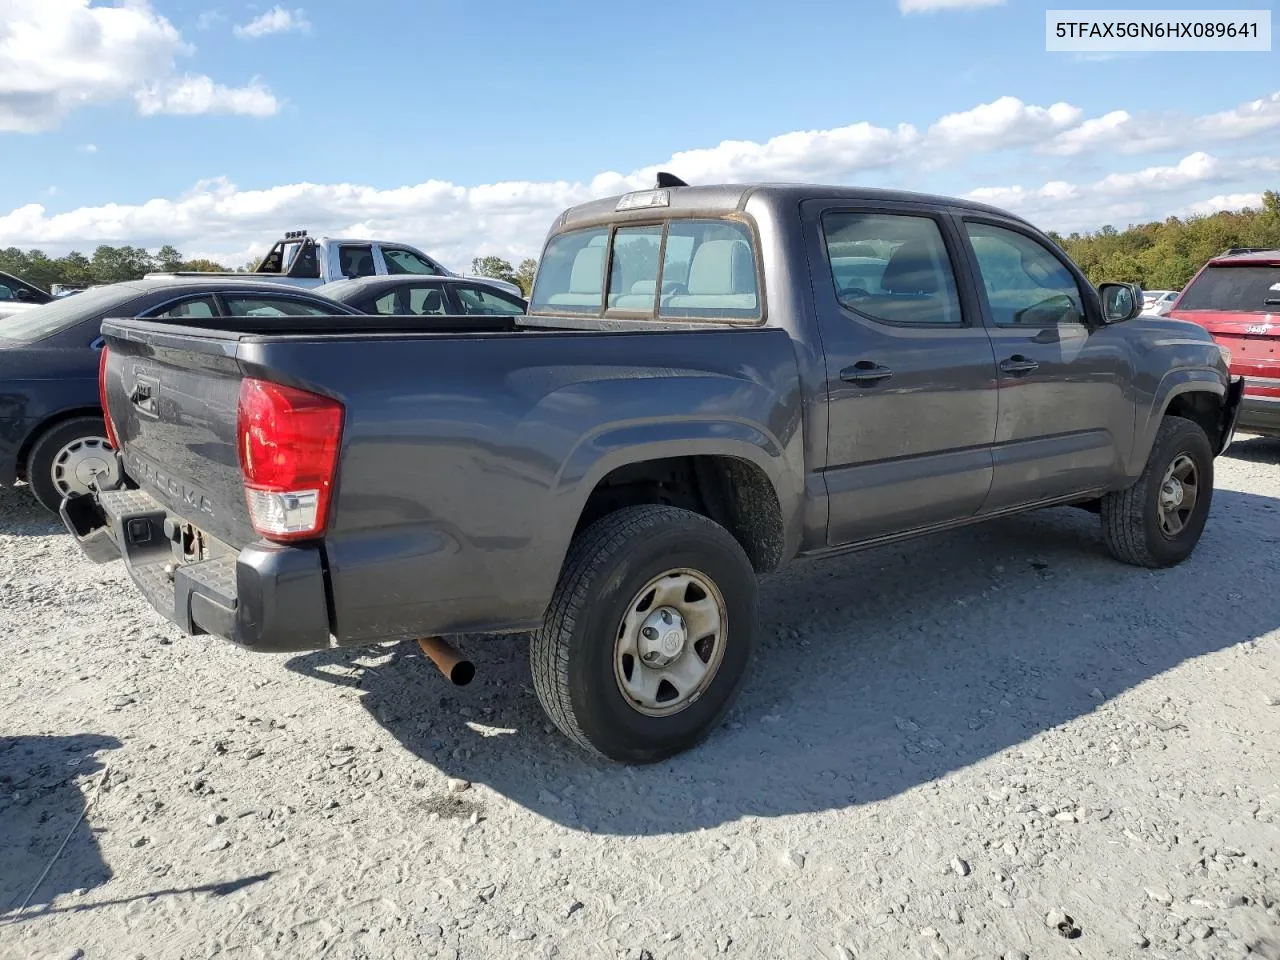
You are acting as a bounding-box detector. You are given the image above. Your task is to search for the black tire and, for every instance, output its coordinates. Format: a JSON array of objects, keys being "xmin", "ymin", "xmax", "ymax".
[
  {"xmin": 531, "ymin": 505, "xmax": 758, "ymax": 763},
  {"xmin": 26, "ymin": 417, "xmax": 113, "ymax": 514},
  {"xmin": 1101, "ymin": 416, "xmax": 1214, "ymax": 568}
]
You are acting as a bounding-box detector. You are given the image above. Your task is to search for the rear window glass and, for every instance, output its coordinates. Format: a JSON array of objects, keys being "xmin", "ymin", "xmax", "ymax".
[
  {"xmin": 529, "ymin": 219, "xmax": 760, "ymax": 321},
  {"xmin": 529, "ymin": 228, "xmax": 607, "ymax": 314},
  {"xmin": 1177, "ymin": 264, "xmax": 1280, "ymax": 313}
]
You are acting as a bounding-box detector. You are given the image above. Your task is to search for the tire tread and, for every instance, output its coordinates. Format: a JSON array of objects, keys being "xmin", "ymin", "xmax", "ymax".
[{"xmin": 530, "ymin": 505, "xmax": 742, "ymax": 759}]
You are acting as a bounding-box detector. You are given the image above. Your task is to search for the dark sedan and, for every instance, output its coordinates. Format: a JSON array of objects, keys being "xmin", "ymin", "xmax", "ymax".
[
  {"xmin": 0, "ymin": 277, "xmax": 357, "ymax": 512},
  {"xmin": 316, "ymin": 274, "xmax": 527, "ymax": 316}
]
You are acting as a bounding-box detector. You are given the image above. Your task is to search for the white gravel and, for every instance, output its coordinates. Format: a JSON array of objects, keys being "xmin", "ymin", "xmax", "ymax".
[{"xmin": 2, "ymin": 438, "xmax": 1280, "ymax": 960}]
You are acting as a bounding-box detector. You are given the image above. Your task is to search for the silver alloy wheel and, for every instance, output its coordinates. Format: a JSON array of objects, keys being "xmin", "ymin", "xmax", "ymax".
[
  {"xmin": 1157, "ymin": 452, "xmax": 1198, "ymax": 537},
  {"xmin": 613, "ymin": 568, "xmax": 727, "ymax": 717},
  {"xmin": 50, "ymin": 436, "xmax": 117, "ymax": 498}
]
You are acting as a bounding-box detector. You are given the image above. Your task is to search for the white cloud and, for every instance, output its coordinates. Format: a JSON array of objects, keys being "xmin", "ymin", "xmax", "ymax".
[
  {"xmin": 1181, "ymin": 193, "xmax": 1266, "ymax": 217},
  {"xmin": 77, "ymin": 143, "xmax": 98, "ymax": 154},
  {"xmin": 1045, "ymin": 90, "xmax": 1280, "ymax": 156},
  {"xmin": 135, "ymin": 75, "xmax": 278, "ymax": 117},
  {"xmin": 0, "ymin": 0, "xmax": 280, "ymax": 131},
  {"xmin": 234, "ymin": 6, "xmax": 310, "ymax": 38},
  {"xmin": 927, "ymin": 96, "xmax": 1081, "ymax": 152},
  {"xmin": 899, "ymin": 0, "xmax": 1005, "ymax": 12},
  {"xmin": 2, "ymin": 90, "xmax": 1276, "ymax": 264},
  {"xmin": 965, "ymin": 152, "xmax": 1276, "ymax": 233}
]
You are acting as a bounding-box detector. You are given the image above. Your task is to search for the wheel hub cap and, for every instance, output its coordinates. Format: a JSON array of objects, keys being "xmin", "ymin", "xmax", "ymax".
[
  {"xmin": 613, "ymin": 568, "xmax": 728, "ymax": 718},
  {"xmin": 638, "ymin": 607, "xmax": 687, "ymax": 668},
  {"xmin": 1160, "ymin": 478, "xmax": 1184, "ymax": 509},
  {"xmin": 53, "ymin": 437, "xmax": 117, "ymax": 497}
]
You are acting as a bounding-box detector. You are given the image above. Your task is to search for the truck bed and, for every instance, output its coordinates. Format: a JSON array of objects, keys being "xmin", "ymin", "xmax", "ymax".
[{"xmin": 87, "ymin": 312, "xmax": 803, "ymax": 648}]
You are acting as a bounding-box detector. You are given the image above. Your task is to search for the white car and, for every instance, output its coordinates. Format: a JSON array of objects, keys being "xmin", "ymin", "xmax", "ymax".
[
  {"xmin": 1142, "ymin": 289, "xmax": 1179, "ymax": 316},
  {"xmin": 0, "ymin": 271, "xmax": 53, "ymax": 320}
]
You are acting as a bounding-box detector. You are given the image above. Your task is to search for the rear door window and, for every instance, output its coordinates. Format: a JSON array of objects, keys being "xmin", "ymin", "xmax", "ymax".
[
  {"xmin": 1177, "ymin": 264, "xmax": 1280, "ymax": 313},
  {"xmin": 223, "ymin": 296, "xmax": 334, "ymax": 317},
  {"xmin": 339, "ymin": 244, "xmax": 377, "ymax": 279},
  {"xmin": 383, "ymin": 248, "xmax": 442, "ymax": 275},
  {"xmin": 823, "ymin": 213, "xmax": 964, "ymax": 326},
  {"xmin": 146, "ymin": 296, "xmax": 218, "ymax": 320},
  {"xmin": 372, "ymin": 290, "xmax": 400, "ymax": 315},
  {"xmin": 407, "ymin": 284, "xmax": 450, "ymax": 315},
  {"xmin": 450, "ymin": 283, "xmax": 526, "ymax": 315}
]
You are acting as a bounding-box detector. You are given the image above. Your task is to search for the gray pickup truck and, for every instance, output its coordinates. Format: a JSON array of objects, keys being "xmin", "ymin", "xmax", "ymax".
[{"xmin": 64, "ymin": 178, "xmax": 1243, "ymax": 763}]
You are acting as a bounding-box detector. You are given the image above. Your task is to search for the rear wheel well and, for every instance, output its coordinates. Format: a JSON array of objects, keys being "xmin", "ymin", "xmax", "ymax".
[
  {"xmin": 575, "ymin": 456, "xmax": 785, "ymax": 573},
  {"xmin": 15, "ymin": 407, "xmax": 106, "ymax": 480},
  {"xmin": 1164, "ymin": 391, "xmax": 1221, "ymax": 446}
]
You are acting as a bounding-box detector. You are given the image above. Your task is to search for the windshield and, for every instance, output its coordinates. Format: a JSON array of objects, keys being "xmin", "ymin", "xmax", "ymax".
[
  {"xmin": 1177, "ymin": 264, "xmax": 1280, "ymax": 313},
  {"xmin": 0, "ymin": 285, "xmax": 138, "ymax": 344}
]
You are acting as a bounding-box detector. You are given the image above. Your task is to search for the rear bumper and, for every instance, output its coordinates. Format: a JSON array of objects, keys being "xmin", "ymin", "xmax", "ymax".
[
  {"xmin": 1237, "ymin": 393, "xmax": 1280, "ymax": 438},
  {"xmin": 60, "ymin": 485, "xmax": 333, "ymax": 652}
]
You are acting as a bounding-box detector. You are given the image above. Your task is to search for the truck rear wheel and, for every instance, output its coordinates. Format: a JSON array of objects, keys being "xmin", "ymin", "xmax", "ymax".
[
  {"xmin": 531, "ymin": 505, "xmax": 757, "ymax": 763},
  {"xmin": 1101, "ymin": 416, "xmax": 1214, "ymax": 568}
]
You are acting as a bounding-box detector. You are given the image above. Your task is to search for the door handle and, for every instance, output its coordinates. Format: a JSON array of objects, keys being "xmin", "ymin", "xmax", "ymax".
[
  {"xmin": 840, "ymin": 361, "xmax": 893, "ymax": 386},
  {"xmin": 999, "ymin": 355, "xmax": 1040, "ymax": 376}
]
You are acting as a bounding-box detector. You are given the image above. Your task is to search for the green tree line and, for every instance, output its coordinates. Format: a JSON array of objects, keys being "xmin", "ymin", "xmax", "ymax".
[
  {"xmin": 1049, "ymin": 189, "xmax": 1280, "ymax": 291},
  {"xmin": 0, "ymin": 244, "xmax": 236, "ymax": 291},
  {"xmin": 472, "ymin": 255, "xmax": 538, "ymax": 296}
]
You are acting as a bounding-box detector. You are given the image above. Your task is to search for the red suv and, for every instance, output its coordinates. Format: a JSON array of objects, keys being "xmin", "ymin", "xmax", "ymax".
[{"xmin": 1169, "ymin": 248, "xmax": 1280, "ymax": 438}]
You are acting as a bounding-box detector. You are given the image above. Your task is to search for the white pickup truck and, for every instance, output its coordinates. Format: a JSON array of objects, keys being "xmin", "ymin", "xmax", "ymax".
[{"xmin": 146, "ymin": 231, "xmax": 523, "ymax": 298}]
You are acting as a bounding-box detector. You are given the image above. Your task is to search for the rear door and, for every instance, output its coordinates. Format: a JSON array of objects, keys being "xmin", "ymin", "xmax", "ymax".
[
  {"xmin": 956, "ymin": 216, "xmax": 1134, "ymax": 511},
  {"xmin": 804, "ymin": 199, "xmax": 999, "ymax": 545}
]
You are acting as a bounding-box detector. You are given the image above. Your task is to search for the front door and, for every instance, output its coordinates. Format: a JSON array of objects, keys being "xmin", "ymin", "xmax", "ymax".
[
  {"xmin": 957, "ymin": 217, "xmax": 1135, "ymax": 511},
  {"xmin": 805, "ymin": 201, "xmax": 1000, "ymax": 545}
]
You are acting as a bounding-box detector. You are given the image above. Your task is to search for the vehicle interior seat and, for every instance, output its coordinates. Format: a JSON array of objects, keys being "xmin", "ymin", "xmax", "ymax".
[
  {"xmin": 414, "ymin": 288, "xmax": 447, "ymax": 315},
  {"xmin": 847, "ymin": 238, "xmax": 957, "ymax": 324},
  {"xmin": 663, "ymin": 239, "xmax": 757, "ymax": 311},
  {"xmin": 544, "ymin": 246, "xmax": 604, "ymax": 307},
  {"xmin": 610, "ymin": 279, "xmax": 658, "ymax": 310}
]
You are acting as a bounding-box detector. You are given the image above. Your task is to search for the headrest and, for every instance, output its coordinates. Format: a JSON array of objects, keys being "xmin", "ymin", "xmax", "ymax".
[
  {"xmin": 686, "ymin": 240, "xmax": 754, "ymax": 295},
  {"xmin": 880, "ymin": 239, "xmax": 940, "ymax": 294},
  {"xmin": 569, "ymin": 247, "xmax": 604, "ymax": 294}
]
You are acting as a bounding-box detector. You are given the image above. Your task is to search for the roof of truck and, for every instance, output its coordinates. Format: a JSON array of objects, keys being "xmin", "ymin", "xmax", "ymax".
[{"xmin": 554, "ymin": 182, "xmax": 1038, "ymax": 232}]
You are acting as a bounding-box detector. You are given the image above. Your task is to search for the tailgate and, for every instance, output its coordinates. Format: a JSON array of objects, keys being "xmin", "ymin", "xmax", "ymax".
[
  {"xmin": 101, "ymin": 322, "xmax": 256, "ymax": 548},
  {"xmin": 1171, "ymin": 310, "xmax": 1280, "ymax": 396}
]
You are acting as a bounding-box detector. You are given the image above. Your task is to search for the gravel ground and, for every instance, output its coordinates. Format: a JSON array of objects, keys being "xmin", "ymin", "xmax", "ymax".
[{"xmin": 2, "ymin": 439, "xmax": 1280, "ymax": 960}]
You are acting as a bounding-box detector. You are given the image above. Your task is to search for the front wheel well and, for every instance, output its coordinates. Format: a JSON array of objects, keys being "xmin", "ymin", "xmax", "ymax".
[
  {"xmin": 1163, "ymin": 391, "xmax": 1223, "ymax": 447},
  {"xmin": 15, "ymin": 407, "xmax": 106, "ymax": 480},
  {"xmin": 575, "ymin": 455, "xmax": 785, "ymax": 573}
]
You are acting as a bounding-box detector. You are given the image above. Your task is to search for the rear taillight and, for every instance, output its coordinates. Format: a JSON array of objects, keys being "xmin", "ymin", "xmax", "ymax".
[
  {"xmin": 236, "ymin": 378, "xmax": 343, "ymax": 541},
  {"xmin": 98, "ymin": 346, "xmax": 120, "ymax": 449}
]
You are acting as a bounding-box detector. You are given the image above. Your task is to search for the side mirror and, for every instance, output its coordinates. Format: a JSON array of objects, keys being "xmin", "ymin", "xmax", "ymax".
[
  {"xmin": 1098, "ymin": 282, "xmax": 1143, "ymax": 323},
  {"xmin": 15, "ymin": 288, "xmax": 33, "ymax": 301}
]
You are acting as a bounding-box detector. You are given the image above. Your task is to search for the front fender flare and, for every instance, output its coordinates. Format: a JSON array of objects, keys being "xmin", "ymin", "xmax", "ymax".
[{"xmin": 1130, "ymin": 368, "xmax": 1227, "ymax": 474}]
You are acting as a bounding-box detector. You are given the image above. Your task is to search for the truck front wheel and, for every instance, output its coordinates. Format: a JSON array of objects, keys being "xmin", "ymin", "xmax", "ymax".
[
  {"xmin": 1101, "ymin": 416, "xmax": 1214, "ymax": 568},
  {"xmin": 531, "ymin": 505, "xmax": 758, "ymax": 763}
]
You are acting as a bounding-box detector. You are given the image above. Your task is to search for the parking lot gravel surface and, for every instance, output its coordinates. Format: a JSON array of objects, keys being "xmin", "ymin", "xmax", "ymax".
[{"xmin": 2, "ymin": 439, "xmax": 1279, "ymax": 960}]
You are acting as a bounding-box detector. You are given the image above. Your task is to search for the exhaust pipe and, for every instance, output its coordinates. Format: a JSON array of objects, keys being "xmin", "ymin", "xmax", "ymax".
[{"xmin": 416, "ymin": 637, "xmax": 475, "ymax": 686}]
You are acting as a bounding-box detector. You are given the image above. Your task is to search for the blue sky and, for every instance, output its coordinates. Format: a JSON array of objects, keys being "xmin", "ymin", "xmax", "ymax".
[{"xmin": 1, "ymin": 0, "xmax": 1277, "ymax": 270}]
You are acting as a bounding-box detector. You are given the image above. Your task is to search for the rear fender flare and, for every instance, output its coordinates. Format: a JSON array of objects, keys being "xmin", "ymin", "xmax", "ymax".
[{"xmin": 547, "ymin": 416, "xmax": 801, "ymax": 569}]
